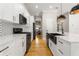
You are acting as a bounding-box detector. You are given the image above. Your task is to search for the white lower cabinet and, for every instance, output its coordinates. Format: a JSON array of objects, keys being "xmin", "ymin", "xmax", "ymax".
[
  {"xmin": 57, "ymin": 37, "xmax": 70, "ymax": 56},
  {"xmin": 49, "ymin": 39, "xmax": 57, "ymax": 56},
  {"xmin": 0, "ymin": 34, "xmax": 26, "ymax": 56},
  {"xmin": 11, "ymin": 34, "xmax": 26, "ymax": 56},
  {"xmin": 22, "ymin": 37, "xmax": 26, "ymax": 55},
  {"xmin": 49, "ymin": 37, "xmax": 70, "ymax": 56},
  {"xmin": 49, "ymin": 36, "xmax": 79, "ymax": 56},
  {"xmin": 21, "ymin": 34, "xmax": 26, "ymax": 55},
  {"xmin": 9, "ymin": 39, "xmax": 22, "ymax": 56}
]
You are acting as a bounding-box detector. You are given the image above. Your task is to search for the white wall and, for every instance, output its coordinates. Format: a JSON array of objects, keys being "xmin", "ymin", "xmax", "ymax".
[
  {"xmin": 63, "ymin": 13, "xmax": 69, "ymax": 32},
  {"xmin": 42, "ymin": 10, "xmax": 57, "ymax": 40}
]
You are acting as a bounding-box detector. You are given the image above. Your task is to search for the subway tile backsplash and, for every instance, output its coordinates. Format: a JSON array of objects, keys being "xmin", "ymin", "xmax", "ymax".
[
  {"xmin": 0, "ymin": 20, "xmax": 30, "ymax": 37},
  {"xmin": 1, "ymin": 20, "xmax": 13, "ymax": 36}
]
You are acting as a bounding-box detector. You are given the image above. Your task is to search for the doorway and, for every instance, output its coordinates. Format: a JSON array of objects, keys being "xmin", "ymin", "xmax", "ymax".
[
  {"xmin": 35, "ymin": 16, "xmax": 42, "ymax": 39},
  {"xmin": 33, "ymin": 23, "xmax": 36, "ymax": 40}
]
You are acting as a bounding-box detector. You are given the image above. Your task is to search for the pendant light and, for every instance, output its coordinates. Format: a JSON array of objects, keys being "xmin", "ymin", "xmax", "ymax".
[
  {"xmin": 57, "ymin": 3, "xmax": 66, "ymax": 34},
  {"xmin": 70, "ymin": 4, "xmax": 79, "ymax": 14},
  {"xmin": 57, "ymin": 3, "xmax": 66, "ymax": 19}
]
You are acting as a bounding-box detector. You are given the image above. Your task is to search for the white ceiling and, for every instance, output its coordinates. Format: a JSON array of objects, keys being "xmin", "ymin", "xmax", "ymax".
[{"xmin": 24, "ymin": 3, "xmax": 76, "ymax": 16}]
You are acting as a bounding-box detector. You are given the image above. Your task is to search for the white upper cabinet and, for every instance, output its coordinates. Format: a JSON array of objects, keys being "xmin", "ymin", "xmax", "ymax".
[
  {"xmin": 0, "ymin": 4, "xmax": 15, "ymax": 22},
  {"xmin": 0, "ymin": 4, "xmax": 30, "ymax": 24},
  {"xmin": 12, "ymin": 4, "xmax": 24, "ymax": 24},
  {"xmin": 69, "ymin": 14, "xmax": 79, "ymax": 34},
  {"xmin": 13, "ymin": 4, "xmax": 20, "ymax": 24},
  {"xmin": 13, "ymin": 4, "xmax": 30, "ymax": 24}
]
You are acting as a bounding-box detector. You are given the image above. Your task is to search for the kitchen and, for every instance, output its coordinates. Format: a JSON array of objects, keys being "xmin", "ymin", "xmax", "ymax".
[
  {"xmin": 0, "ymin": 3, "xmax": 79, "ymax": 56},
  {"xmin": 0, "ymin": 3, "xmax": 34, "ymax": 56}
]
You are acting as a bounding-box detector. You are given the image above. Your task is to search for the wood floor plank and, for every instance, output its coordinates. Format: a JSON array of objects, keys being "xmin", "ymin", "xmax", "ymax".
[{"xmin": 25, "ymin": 35, "xmax": 53, "ymax": 56}]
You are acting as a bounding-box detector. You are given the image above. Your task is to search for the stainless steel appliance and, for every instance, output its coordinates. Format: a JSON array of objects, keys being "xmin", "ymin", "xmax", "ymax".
[
  {"xmin": 19, "ymin": 14, "xmax": 27, "ymax": 25},
  {"xmin": 46, "ymin": 33, "xmax": 63, "ymax": 47}
]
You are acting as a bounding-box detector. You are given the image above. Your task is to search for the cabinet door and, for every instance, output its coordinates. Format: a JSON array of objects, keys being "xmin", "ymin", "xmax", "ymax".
[
  {"xmin": 49, "ymin": 39, "xmax": 52, "ymax": 51},
  {"xmin": 0, "ymin": 4, "xmax": 14, "ymax": 22},
  {"xmin": 9, "ymin": 34, "xmax": 26, "ymax": 56},
  {"xmin": 49, "ymin": 39, "xmax": 57, "ymax": 55},
  {"xmin": 69, "ymin": 15, "xmax": 79, "ymax": 34},
  {"xmin": 13, "ymin": 4, "xmax": 23, "ymax": 24},
  {"xmin": 22, "ymin": 39, "xmax": 26, "ymax": 55},
  {"xmin": 13, "ymin": 5, "xmax": 19, "ymax": 24},
  {"xmin": 17, "ymin": 39, "xmax": 23, "ymax": 56},
  {"xmin": 9, "ymin": 39, "xmax": 22, "ymax": 56},
  {"xmin": 21, "ymin": 34, "xmax": 26, "ymax": 55},
  {"xmin": 57, "ymin": 37, "xmax": 70, "ymax": 56},
  {"xmin": 9, "ymin": 35, "xmax": 22, "ymax": 56}
]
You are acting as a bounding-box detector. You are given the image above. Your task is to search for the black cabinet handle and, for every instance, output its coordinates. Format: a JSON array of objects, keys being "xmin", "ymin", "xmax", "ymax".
[
  {"xmin": 0, "ymin": 46, "xmax": 9, "ymax": 53},
  {"xmin": 58, "ymin": 41, "xmax": 63, "ymax": 44}
]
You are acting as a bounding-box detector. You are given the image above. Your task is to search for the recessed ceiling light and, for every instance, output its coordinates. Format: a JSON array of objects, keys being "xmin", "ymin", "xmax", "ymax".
[
  {"xmin": 49, "ymin": 5, "xmax": 52, "ymax": 8},
  {"xmin": 35, "ymin": 5, "xmax": 38, "ymax": 8}
]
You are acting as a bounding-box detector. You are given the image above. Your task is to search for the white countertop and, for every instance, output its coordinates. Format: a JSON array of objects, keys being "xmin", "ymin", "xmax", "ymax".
[
  {"xmin": 0, "ymin": 34, "xmax": 26, "ymax": 46},
  {"xmin": 57, "ymin": 32, "xmax": 79, "ymax": 43}
]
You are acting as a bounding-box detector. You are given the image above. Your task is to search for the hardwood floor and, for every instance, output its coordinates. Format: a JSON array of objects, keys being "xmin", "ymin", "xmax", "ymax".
[{"xmin": 25, "ymin": 35, "xmax": 53, "ymax": 56}]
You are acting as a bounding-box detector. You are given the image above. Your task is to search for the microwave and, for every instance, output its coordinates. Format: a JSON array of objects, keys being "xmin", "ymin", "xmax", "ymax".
[{"xmin": 19, "ymin": 14, "xmax": 27, "ymax": 25}]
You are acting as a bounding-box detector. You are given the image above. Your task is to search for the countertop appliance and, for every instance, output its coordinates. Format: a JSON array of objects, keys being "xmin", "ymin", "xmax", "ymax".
[
  {"xmin": 19, "ymin": 14, "xmax": 27, "ymax": 25},
  {"xmin": 13, "ymin": 28, "xmax": 23, "ymax": 33}
]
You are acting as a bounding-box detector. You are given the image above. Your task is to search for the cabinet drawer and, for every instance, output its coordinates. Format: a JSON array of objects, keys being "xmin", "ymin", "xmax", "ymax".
[
  {"xmin": 49, "ymin": 39, "xmax": 57, "ymax": 55},
  {"xmin": 57, "ymin": 37, "xmax": 70, "ymax": 48},
  {"xmin": 57, "ymin": 37, "xmax": 70, "ymax": 55}
]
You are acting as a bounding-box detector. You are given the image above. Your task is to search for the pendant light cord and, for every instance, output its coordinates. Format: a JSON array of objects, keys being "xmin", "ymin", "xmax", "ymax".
[{"xmin": 61, "ymin": 3, "xmax": 62, "ymax": 15}]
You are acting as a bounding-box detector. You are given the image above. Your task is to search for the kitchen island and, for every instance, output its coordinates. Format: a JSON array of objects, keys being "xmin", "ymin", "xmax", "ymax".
[{"xmin": 49, "ymin": 32, "xmax": 79, "ymax": 56}]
